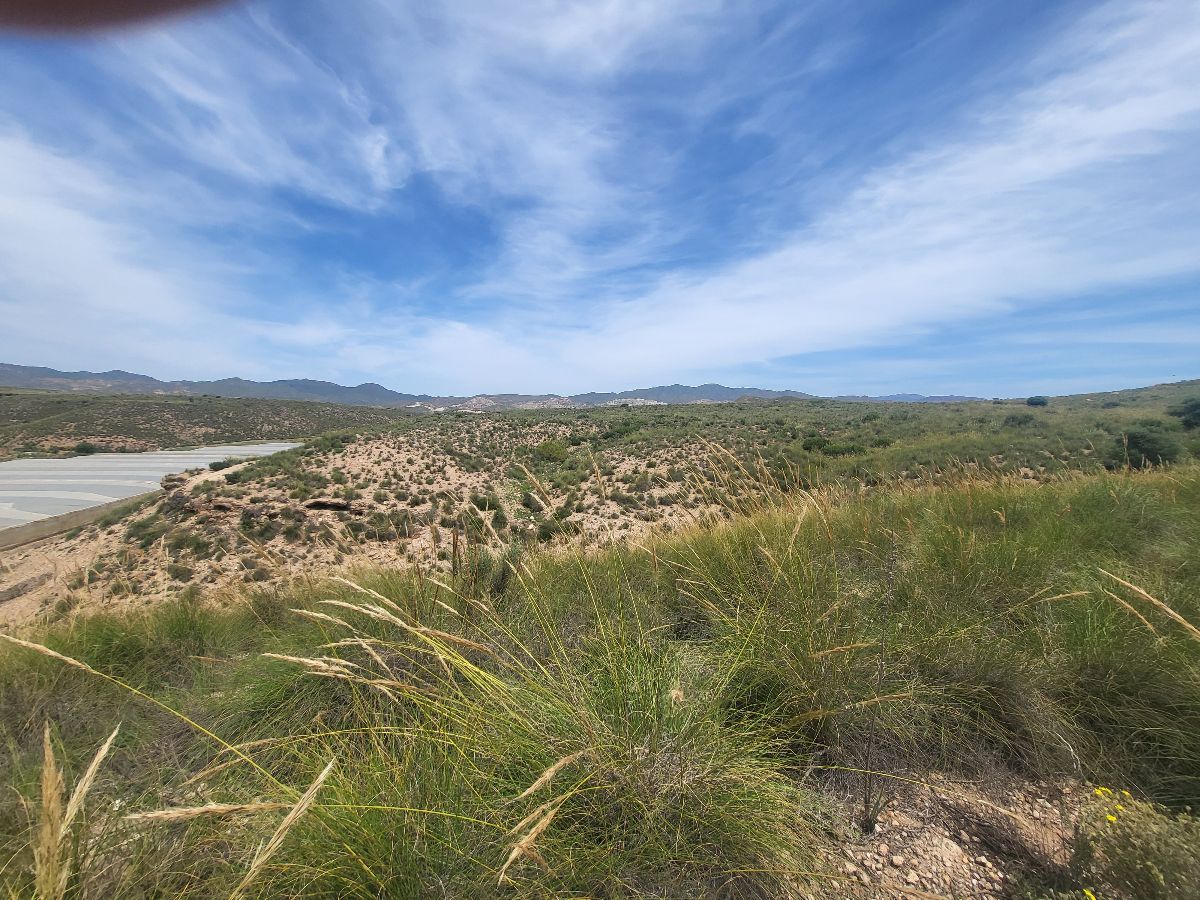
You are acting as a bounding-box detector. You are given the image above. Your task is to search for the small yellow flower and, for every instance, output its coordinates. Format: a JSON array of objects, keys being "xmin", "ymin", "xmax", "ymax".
[
  {"xmin": 1115, "ymin": 804, "xmax": 1125, "ymax": 812},
  {"xmin": 1121, "ymin": 789, "xmax": 1131, "ymax": 798},
  {"xmin": 1106, "ymin": 814, "xmax": 1118, "ymax": 823},
  {"xmin": 1094, "ymin": 786, "xmax": 1112, "ymax": 797},
  {"xmin": 1083, "ymin": 889, "xmax": 1098, "ymax": 900}
]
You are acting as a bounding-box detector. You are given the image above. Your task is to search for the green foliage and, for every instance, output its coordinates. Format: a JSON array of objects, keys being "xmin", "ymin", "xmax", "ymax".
[
  {"xmin": 1003, "ymin": 412, "xmax": 1037, "ymax": 428},
  {"xmin": 1110, "ymin": 425, "xmax": 1184, "ymax": 468},
  {"xmin": 1169, "ymin": 397, "xmax": 1200, "ymax": 430},
  {"xmin": 470, "ymin": 491, "xmax": 501, "ymax": 511},
  {"xmin": 1074, "ymin": 789, "xmax": 1200, "ymax": 899},
  {"xmin": 821, "ymin": 440, "xmax": 862, "ymax": 456},
  {"xmin": 1027, "ymin": 396, "xmax": 1049, "ymax": 407},
  {"xmin": 533, "ymin": 438, "xmax": 569, "ymax": 463},
  {"xmin": 124, "ymin": 513, "xmax": 168, "ymax": 549},
  {"xmin": 95, "ymin": 495, "xmax": 156, "ymax": 529}
]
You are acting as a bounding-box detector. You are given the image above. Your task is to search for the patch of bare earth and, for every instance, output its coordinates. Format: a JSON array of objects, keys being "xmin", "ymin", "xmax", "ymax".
[{"xmin": 818, "ymin": 772, "xmax": 1086, "ymax": 899}]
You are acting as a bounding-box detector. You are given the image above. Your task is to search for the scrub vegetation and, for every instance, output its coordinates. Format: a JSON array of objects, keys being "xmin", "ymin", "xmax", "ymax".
[
  {"xmin": 1, "ymin": 380, "xmax": 1199, "ymax": 897},
  {"xmin": 0, "ymin": 390, "xmax": 422, "ymax": 460},
  {"xmin": 8, "ymin": 379, "xmax": 1198, "ymax": 617}
]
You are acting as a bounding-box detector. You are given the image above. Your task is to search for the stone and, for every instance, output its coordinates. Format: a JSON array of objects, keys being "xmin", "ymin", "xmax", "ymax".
[{"xmin": 891, "ymin": 855, "xmax": 905, "ymax": 867}]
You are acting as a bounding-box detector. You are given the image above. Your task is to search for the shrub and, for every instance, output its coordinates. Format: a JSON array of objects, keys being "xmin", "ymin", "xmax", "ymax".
[
  {"xmin": 1073, "ymin": 788, "xmax": 1200, "ymax": 899},
  {"xmin": 1003, "ymin": 413, "xmax": 1037, "ymax": 428},
  {"xmin": 73, "ymin": 441, "xmax": 99, "ymax": 455},
  {"xmin": 208, "ymin": 458, "xmax": 238, "ymax": 471},
  {"xmin": 822, "ymin": 441, "xmax": 862, "ymax": 456},
  {"xmin": 1026, "ymin": 396, "xmax": 1049, "ymax": 407},
  {"xmin": 167, "ymin": 531, "xmax": 215, "ymax": 559},
  {"xmin": 167, "ymin": 562, "xmax": 195, "ymax": 582},
  {"xmin": 96, "ymin": 496, "xmax": 154, "ymax": 529},
  {"xmin": 1168, "ymin": 397, "xmax": 1200, "ymax": 430},
  {"xmin": 1109, "ymin": 426, "xmax": 1184, "ymax": 468},
  {"xmin": 125, "ymin": 514, "xmax": 169, "ymax": 549},
  {"xmin": 471, "ymin": 492, "xmax": 501, "ymax": 511},
  {"xmin": 533, "ymin": 439, "xmax": 569, "ymax": 464}
]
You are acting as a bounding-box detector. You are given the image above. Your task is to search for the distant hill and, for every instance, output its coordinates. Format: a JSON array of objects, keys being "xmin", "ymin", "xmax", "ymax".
[
  {"xmin": 834, "ymin": 393, "xmax": 980, "ymax": 403},
  {"xmin": 0, "ymin": 362, "xmax": 977, "ymax": 409},
  {"xmin": 570, "ymin": 383, "xmax": 815, "ymax": 405},
  {"xmin": 181, "ymin": 377, "xmax": 435, "ymax": 407},
  {"xmin": 0, "ymin": 364, "xmax": 434, "ymax": 406}
]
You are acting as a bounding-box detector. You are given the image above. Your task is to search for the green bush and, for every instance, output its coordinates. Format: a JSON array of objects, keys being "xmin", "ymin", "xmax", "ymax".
[
  {"xmin": 470, "ymin": 492, "xmax": 501, "ymax": 511},
  {"xmin": 124, "ymin": 513, "xmax": 169, "ymax": 549},
  {"xmin": 822, "ymin": 441, "xmax": 863, "ymax": 456},
  {"xmin": 1109, "ymin": 426, "xmax": 1184, "ymax": 468},
  {"xmin": 95, "ymin": 496, "xmax": 154, "ymax": 529},
  {"xmin": 1074, "ymin": 789, "xmax": 1200, "ymax": 899},
  {"xmin": 1168, "ymin": 397, "xmax": 1200, "ymax": 430},
  {"xmin": 1003, "ymin": 413, "xmax": 1037, "ymax": 428},
  {"xmin": 1026, "ymin": 396, "xmax": 1049, "ymax": 407},
  {"xmin": 533, "ymin": 439, "xmax": 569, "ymax": 463}
]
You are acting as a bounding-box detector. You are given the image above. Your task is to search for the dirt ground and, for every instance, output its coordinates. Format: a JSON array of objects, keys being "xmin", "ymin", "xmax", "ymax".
[{"xmin": 817, "ymin": 771, "xmax": 1087, "ymax": 899}]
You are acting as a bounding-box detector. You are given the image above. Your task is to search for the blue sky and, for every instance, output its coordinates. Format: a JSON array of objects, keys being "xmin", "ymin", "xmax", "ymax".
[{"xmin": 0, "ymin": 0, "xmax": 1197, "ymax": 397}]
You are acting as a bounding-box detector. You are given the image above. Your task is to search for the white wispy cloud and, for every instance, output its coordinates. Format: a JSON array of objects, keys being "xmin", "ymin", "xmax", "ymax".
[{"xmin": 0, "ymin": 0, "xmax": 1197, "ymax": 394}]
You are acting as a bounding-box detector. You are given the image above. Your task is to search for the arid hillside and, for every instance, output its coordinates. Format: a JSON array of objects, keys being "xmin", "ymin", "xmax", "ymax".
[
  {"xmin": 0, "ymin": 390, "xmax": 422, "ymax": 460},
  {"xmin": 2, "ymin": 383, "xmax": 1197, "ymax": 627}
]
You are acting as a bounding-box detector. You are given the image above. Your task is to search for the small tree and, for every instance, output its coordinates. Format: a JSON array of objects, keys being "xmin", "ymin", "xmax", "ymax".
[{"xmin": 1026, "ymin": 396, "xmax": 1049, "ymax": 407}]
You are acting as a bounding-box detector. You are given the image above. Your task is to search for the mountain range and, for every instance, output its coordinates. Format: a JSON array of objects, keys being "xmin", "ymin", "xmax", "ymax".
[{"xmin": 0, "ymin": 363, "xmax": 978, "ymax": 409}]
